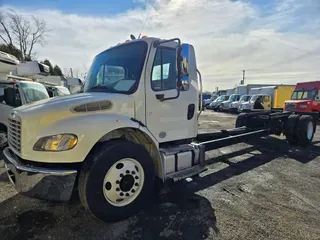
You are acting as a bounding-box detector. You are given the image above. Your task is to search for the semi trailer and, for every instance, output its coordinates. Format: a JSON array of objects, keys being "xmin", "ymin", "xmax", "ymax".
[{"xmin": 2, "ymin": 37, "xmax": 318, "ymax": 223}]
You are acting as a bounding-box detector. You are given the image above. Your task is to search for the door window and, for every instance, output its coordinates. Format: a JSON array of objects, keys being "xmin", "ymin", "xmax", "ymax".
[
  {"xmin": 151, "ymin": 48, "xmax": 177, "ymax": 91},
  {"xmin": 264, "ymin": 96, "xmax": 270, "ymax": 102},
  {"xmin": 0, "ymin": 84, "xmax": 22, "ymax": 107}
]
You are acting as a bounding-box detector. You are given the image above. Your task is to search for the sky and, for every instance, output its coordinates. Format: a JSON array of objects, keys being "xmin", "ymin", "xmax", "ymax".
[{"xmin": 1, "ymin": 0, "xmax": 320, "ymax": 91}]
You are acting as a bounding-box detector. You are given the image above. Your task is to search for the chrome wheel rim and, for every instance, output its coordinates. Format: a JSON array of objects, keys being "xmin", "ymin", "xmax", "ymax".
[
  {"xmin": 307, "ymin": 121, "xmax": 314, "ymax": 140},
  {"xmin": 102, "ymin": 158, "xmax": 145, "ymax": 207}
]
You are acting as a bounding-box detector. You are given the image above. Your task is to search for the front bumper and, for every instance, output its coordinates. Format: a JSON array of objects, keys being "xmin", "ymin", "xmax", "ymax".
[{"xmin": 3, "ymin": 147, "xmax": 78, "ymax": 201}]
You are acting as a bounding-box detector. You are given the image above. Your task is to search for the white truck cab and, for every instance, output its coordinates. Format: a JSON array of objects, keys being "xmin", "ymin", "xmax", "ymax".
[
  {"xmin": 0, "ymin": 79, "xmax": 50, "ymax": 148},
  {"xmin": 238, "ymin": 94, "xmax": 271, "ymax": 112},
  {"xmin": 220, "ymin": 94, "xmax": 241, "ymax": 111},
  {"xmin": 230, "ymin": 94, "xmax": 251, "ymax": 112},
  {"xmin": 207, "ymin": 95, "xmax": 229, "ymax": 110},
  {"xmin": 3, "ymin": 37, "xmax": 200, "ymax": 221},
  {"xmin": 0, "ymin": 52, "xmax": 50, "ymax": 148},
  {"xmin": 2, "ymin": 37, "xmax": 317, "ymax": 223}
]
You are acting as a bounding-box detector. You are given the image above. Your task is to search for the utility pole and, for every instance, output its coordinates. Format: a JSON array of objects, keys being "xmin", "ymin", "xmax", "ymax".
[
  {"xmin": 70, "ymin": 68, "xmax": 74, "ymax": 78},
  {"xmin": 241, "ymin": 70, "xmax": 245, "ymax": 85}
]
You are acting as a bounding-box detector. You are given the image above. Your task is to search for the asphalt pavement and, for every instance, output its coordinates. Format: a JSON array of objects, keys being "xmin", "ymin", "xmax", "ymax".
[{"xmin": 1, "ymin": 111, "xmax": 319, "ymax": 240}]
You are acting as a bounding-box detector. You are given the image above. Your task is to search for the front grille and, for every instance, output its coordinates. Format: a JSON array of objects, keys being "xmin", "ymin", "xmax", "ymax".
[
  {"xmin": 286, "ymin": 103, "xmax": 296, "ymax": 110},
  {"xmin": 8, "ymin": 116, "xmax": 21, "ymax": 153}
]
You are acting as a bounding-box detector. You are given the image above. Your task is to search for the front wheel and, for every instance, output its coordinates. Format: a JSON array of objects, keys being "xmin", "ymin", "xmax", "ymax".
[{"xmin": 78, "ymin": 140, "xmax": 155, "ymax": 222}]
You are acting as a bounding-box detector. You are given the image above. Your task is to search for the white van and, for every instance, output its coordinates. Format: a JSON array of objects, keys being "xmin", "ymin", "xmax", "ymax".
[{"xmin": 0, "ymin": 79, "xmax": 50, "ymax": 148}]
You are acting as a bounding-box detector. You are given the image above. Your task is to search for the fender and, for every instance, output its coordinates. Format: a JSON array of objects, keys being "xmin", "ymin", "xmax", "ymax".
[{"xmin": 21, "ymin": 113, "xmax": 160, "ymax": 164}]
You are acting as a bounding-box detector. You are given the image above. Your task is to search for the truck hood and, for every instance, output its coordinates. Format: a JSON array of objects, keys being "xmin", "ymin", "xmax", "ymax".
[
  {"xmin": 11, "ymin": 92, "xmax": 135, "ymax": 129},
  {"xmin": 16, "ymin": 93, "xmax": 97, "ymax": 111}
]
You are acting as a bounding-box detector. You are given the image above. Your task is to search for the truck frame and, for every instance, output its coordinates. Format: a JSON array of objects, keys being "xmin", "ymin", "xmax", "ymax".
[{"xmin": 2, "ymin": 37, "xmax": 318, "ymax": 222}]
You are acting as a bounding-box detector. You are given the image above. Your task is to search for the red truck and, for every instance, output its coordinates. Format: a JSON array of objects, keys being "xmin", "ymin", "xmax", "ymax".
[{"xmin": 285, "ymin": 81, "xmax": 320, "ymax": 115}]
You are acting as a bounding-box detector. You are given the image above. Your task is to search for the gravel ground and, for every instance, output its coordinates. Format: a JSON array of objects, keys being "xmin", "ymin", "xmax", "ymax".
[{"xmin": 1, "ymin": 111, "xmax": 320, "ymax": 240}]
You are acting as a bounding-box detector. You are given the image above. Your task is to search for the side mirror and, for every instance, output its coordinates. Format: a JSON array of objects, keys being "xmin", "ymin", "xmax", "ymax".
[{"xmin": 177, "ymin": 44, "xmax": 191, "ymax": 91}]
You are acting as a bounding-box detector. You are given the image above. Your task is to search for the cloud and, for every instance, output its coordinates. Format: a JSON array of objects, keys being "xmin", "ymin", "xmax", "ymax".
[{"xmin": 1, "ymin": 0, "xmax": 320, "ymax": 91}]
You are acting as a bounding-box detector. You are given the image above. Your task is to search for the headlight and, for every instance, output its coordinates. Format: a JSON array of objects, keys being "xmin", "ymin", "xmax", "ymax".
[{"xmin": 33, "ymin": 134, "xmax": 78, "ymax": 151}]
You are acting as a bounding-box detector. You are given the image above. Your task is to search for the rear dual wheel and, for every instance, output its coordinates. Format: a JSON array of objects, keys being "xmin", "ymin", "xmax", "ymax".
[
  {"xmin": 78, "ymin": 140, "xmax": 155, "ymax": 222},
  {"xmin": 285, "ymin": 115, "xmax": 315, "ymax": 146},
  {"xmin": 236, "ymin": 113, "xmax": 248, "ymax": 128}
]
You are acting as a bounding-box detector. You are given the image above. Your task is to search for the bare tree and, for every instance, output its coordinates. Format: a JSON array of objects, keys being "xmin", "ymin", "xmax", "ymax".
[
  {"xmin": 64, "ymin": 66, "xmax": 88, "ymax": 80},
  {"xmin": 0, "ymin": 9, "xmax": 49, "ymax": 60}
]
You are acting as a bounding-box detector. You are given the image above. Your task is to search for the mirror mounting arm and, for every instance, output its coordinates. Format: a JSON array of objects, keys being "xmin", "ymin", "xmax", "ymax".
[{"xmin": 153, "ymin": 38, "xmax": 181, "ymax": 48}]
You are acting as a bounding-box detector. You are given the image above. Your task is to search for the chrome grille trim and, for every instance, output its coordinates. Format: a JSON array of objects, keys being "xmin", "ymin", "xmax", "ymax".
[
  {"xmin": 8, "ymin": 116, "xmax": 21, "ymax": 153},
  {"xmin": 285, "ymin": 103, "xmax": 296, "ymax": 110}
]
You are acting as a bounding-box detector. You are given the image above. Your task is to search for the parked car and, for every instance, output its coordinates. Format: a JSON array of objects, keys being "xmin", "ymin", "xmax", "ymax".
[
  {"xmin": 207, "ymin": 95, "xmax": 229, "ymax": 111},
  {"xmin": 219, "ymin": 94, "xmax": 241, "ymax": 111},
  {"xmin": 230, "ymin": 95, "xmax": 251, "ymax": 112}
]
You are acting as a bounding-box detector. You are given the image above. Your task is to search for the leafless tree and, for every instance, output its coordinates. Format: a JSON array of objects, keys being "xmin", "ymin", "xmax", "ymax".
[
  {"xmin": 63, "ymin": 66, "xmax": 88, "ymax": 80},
  {"xmin": 0, "ymin": 9, "xmax": 49, "ymax": 60}
]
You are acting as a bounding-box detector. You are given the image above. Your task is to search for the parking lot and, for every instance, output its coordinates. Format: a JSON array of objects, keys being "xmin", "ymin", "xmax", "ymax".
[{"xmin": 1, "ymin": 111, "xmax": 320, "ymax": 240}]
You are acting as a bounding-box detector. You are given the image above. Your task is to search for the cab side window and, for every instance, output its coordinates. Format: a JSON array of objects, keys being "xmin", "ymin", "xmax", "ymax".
[
  {"xmin": 0, "ymin": 84, "xmax": 22, "ymax": 107},
  {"xmin": 151, "ymin": 48, "xmax": 177, "ymax": 91}
]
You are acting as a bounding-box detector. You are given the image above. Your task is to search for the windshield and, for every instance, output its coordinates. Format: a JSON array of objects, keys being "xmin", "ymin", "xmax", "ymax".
[
  {"xmin": 250, "ymin": 95, "xmax": 264, "ymax": 101},
  {"xmin": 56, "ymin": 86, "xmax": 70, "ymax": 96},
  {"xmin": 20, "ymin": 82, "xmax": 50, "ymax": 103},
  {"xmin": 229, "ymin": 94, "xmax": 239, "ymax": 101},
  {"xmin": 84, "ymin": 41, "xmax": 148, "ymax": 94},
  {"xmin": 240, "ymin": 95, "xmax": 251, "ymax": 102},
  {"xmin": 291, "ymin": 89, "xmax": 317, "ymax": 100},
  {"xmin": 210, "ymin": 96, "xmax": 218, "ymax": 101},
  {"xmin": 215, "ymin": 96, "xmax": 223, "ymax": 101}
]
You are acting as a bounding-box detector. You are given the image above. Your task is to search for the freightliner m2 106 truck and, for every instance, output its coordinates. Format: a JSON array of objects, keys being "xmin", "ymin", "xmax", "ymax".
[{"xmin": 3, "ymin": 37, "xmax": 318, "ymax": 222}]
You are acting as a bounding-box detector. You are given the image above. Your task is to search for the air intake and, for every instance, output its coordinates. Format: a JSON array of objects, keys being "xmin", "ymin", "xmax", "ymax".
[{"xmin": 72, "ymin": 100, "xmax": 112, "ymax": 112}]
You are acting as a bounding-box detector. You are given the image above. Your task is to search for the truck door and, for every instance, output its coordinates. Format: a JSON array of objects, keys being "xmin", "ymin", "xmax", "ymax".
[{"xmin": 145, "ymin": 45, "xmax": 198, "ymax": 143}]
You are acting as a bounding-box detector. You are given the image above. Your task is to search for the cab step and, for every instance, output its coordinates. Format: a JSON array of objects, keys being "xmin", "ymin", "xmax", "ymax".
[{"xmin": 166, "ymin": 165, "xmax": 207, "ymax": 182}]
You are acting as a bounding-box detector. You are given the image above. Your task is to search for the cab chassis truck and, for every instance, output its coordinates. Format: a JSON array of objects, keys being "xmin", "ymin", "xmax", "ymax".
[{"xmin": 3, "ymin": 37, "xmax": 318, "ymax": 222}]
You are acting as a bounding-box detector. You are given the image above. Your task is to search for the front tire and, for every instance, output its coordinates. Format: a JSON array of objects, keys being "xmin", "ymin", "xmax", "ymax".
[{"xmin": 78, "ymin": 140, "xmax": 155, "ymax": 222}]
